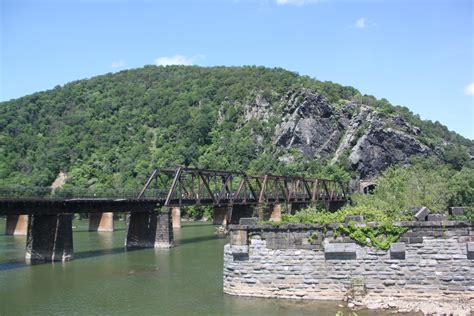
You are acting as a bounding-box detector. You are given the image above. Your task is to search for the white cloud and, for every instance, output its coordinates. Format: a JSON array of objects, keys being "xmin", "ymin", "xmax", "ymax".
[
  {"xmin": 351, "ymin": 17, "xmax": 376, "ymax": 29},
  {"xmin": 111, "ymin": 59, "xmax": 125, "ymax": 68},
  {"xmin": 465, "ymin": 83, "xmax": 474, "ymax": 96},
  {"xmin": 154, "ymin": 54, "xmax": 204, "ymax": 66},
  {"xmin": 354, "ymin": 17, "xmax": 367, "ymax": 29},
  {"xmin": 276, "ymin": 0, "xmax": 320, "ymax": 6}
]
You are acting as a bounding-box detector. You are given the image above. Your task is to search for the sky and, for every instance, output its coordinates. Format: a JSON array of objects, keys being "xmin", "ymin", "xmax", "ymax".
[{"xmin": 1, "ymin": 0, "xmax": 473, "ymax": 139}]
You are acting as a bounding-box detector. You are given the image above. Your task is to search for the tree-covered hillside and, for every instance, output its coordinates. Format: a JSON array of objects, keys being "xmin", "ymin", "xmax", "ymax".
[{"xmin": 1, "ymin": 66, "xmax": 472, "ymax": 190}]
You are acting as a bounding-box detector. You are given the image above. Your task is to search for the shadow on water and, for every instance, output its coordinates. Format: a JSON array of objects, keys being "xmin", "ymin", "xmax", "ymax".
[
  {"xmin": 179, "ymin": 222, "xmax": 216, "ymax": 228},
  {"xmin": 0, "ymin": 247, "xmax": 147, "ymax": 271},
  {"xmin": 0, "ymin": 231, "xmax": 226, "ymax": 271},
  {"xmin": 177, "ymin": 234, "xmax": 225, "ymax": 245}
]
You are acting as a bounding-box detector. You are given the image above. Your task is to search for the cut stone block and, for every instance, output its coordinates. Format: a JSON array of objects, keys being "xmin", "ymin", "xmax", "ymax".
[
  {"xmin": 231, "ymin": 245, "xmax": 249, "ymax": 261},
  {"xmin": 414, "ymin": 207, "xmax": 430, "ymax": 221},
  {"xmin": 390, "ymin": 242, "xmax": 406, "ymax": 260},
  {"xmin": 239, "ymin": 218, "xmax": 256, "ymax": 225},
  {"xmin": 233, "ymin": 252, "xmax": 249, "ymax": 261},
  {"xmin": 409, "ymin": 237, "xmax": 423, "ymax": 244},
  {"xmin": 344, "ymin": 215, "xmax": 364, "ymax": 223},
  {"xmin": 449, "ymin": 207, "xmax": 465, "ymax": 216},
  {"xmin": 230, "ymin": 229, "xmax": 247, "ymax": 246},
  {"xmin": 427, "ymin": 214, "xmax": 447, "ymax": 221},
  {"xmin": 324, "ymin": 243, "xmax": 357, "ymax": 260},
  {"xmin": 410, "ymin": 206, "xmax": 422, "ymax": 215},
  {"xmin": 467, "ymin": 242, "xmax": 474, "ymax": 260}
]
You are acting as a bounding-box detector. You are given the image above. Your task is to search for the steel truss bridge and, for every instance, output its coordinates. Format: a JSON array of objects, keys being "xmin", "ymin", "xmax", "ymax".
[{"xmin": 0, "ymin": 167, "xmax": 349, "ymax": 216}]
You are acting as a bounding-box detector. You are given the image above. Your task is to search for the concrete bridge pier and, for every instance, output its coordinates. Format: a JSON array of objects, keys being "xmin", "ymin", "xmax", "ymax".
[
  {"xmin": 125, "ymin": 209, "xmax": 173, "ymax": 249},
  {"xmin": 89, "ymin": 212, "xmax": 114, "ymax": 232},
  {"xmin": 171, "ymin": 207, "xmax": 181, "ymax": 228},
  {"xmin": 26, "ymin": 214, "xmax": 73, "ymax": 262},
  {"xmin": 5, "ymin": 215, "xmax": 28, "ymax": 235}
]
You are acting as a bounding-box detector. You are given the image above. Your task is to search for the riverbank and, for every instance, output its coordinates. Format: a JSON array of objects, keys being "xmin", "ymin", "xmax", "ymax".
[{"xmin": 349, "ymin": 295, "xmax": 472, "ymax": 315}]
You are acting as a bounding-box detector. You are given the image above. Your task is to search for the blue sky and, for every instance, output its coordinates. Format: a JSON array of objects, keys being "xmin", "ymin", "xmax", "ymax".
[{"xmin": 1, "ymin": 0, "xmax": 473, "ymax": 139}]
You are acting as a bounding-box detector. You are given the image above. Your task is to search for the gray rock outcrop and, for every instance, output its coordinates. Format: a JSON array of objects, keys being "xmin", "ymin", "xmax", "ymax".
[{"xmin": 245, "ymin": 89, "xmax": 440, "ymax": 179}]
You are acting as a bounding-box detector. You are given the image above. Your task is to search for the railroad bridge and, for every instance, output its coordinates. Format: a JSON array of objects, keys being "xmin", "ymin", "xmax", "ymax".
[{"xmin": 0, "ymin": 167, "xmax": 349, "ymax": 262}]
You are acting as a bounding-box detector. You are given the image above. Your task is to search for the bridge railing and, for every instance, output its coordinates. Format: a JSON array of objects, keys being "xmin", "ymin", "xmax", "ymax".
[
  {"xmin": 0, "ymin": 187, "xmax": 53, "ymax": 199},
  {"xmin": 0, "ymin": 187, "xmax": 157, "ymax": 200}
]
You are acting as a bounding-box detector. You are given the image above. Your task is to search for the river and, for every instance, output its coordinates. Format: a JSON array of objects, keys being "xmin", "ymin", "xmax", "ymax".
[{"xmin": 0, "ymin": 219, "xmax": 403, "ymax": 315}]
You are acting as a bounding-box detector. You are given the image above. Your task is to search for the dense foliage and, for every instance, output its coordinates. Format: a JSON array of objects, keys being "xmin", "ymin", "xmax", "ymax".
[
  {"xmin": 275, "ymin": 160, "xmax": 473, "ymax": 249},
  {"xmin": 280, "ymin": 160, "xmax": 474, "ymax": 225},
  {"xmin": 351, "ymin": 160, "xmax": 474, "ymax": 217},
  {"xmin": 1, "ymin": 66, "xmax": 472, "ymax": 190},
  {"xmin": 180, "ymin": 205, "xmax": 214, "ymax": 221}
]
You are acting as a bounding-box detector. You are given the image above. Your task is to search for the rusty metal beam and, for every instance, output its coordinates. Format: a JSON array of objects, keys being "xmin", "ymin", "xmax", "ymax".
[
  {"xmin": 138, "ymin": 169, "xmax": 158, "ymax": 199},
  {"xmin": 164, "ymin": 167, "xmax": 182, "ymax": 206}
]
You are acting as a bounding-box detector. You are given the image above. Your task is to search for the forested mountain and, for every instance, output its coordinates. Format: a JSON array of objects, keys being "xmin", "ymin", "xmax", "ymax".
[{"xmin": 1, "ymin": 66, "xmax": 472, "ymax": 190}]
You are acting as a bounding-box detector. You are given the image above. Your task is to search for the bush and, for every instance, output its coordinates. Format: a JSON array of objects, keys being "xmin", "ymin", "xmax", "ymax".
[
  {"xmin": 279, "ymin": 205, "xmax": 387, "ymax": 225},
  {"xmin": 351, "ymin": 164, "xmax": 453, "ymax": 217},
  {"xmin": 181, "ymin": 205, "xmax": 213, "ymax": 221}
]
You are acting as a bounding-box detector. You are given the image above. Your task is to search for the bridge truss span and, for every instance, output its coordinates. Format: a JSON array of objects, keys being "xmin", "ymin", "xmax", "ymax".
[{"xmin": 138, "ymin": 167, "xmax": 349, "ymax": 207}]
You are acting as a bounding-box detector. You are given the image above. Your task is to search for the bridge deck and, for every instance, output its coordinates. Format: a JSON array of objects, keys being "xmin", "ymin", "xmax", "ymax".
[{"xmin": 0, "ymin": 197, "xmax": 347, "ymax": 216}]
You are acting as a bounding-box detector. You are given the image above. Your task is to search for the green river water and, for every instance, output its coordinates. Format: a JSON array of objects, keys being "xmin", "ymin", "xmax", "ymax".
[{"xmin": 0, "ymin": 219, "xmax": 407, "ymax": 316}]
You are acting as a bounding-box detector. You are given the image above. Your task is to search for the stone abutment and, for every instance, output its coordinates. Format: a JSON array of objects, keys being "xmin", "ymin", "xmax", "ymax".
[{"xmin": 223, "ymin": 220, "xmax": 474, "ymax": 308}]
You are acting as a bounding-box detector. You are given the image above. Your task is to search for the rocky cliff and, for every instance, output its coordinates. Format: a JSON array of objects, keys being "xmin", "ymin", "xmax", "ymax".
[{"xmin": 245, "ymin": 89, "xmax": 442, "ymax": 179}]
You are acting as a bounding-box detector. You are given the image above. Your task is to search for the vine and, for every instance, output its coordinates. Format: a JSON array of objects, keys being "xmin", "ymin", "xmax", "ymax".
[{"xmin": 335, "ymin": 220, "xmax": 408, "ymax": 250}]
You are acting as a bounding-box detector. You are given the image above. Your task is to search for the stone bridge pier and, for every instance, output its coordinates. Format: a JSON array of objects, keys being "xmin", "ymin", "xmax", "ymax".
[
  {"xmin": 213, "ymin": 206, "xmax": 231, "ymax": 226},
  {"xmin": 89, "ymin": 212, "xmax": 114, "ymax": 232},
  {"xmin": 257, "ymin": 203, "xmax": 308, "ymax": 221},
  {"xmin": 5, "ymin": 215, "xmax": 28, "ymax": 235},
  {"xmin": 171, "ymin": 207, "xmax": 181, "ymax": 228},
  {"xmin": 26, "ymin": 214, "xmax": 73, "ymax": 262},
  {"xmin": 213, "ymin": 205, "xmax": 254, "ymax": 226},
  {"xmin": 125, "ymin": 208, "xmax": 173, "ymax": 249},
  {"xmin": 256, "ymin": 203, "xmax": 284, "ymax": 221}
]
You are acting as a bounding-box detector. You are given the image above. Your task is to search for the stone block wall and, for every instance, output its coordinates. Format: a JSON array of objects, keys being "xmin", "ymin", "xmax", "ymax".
[{"xmin": 223, "ymin": 221, "xmax": 474, "ymax": 304}]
